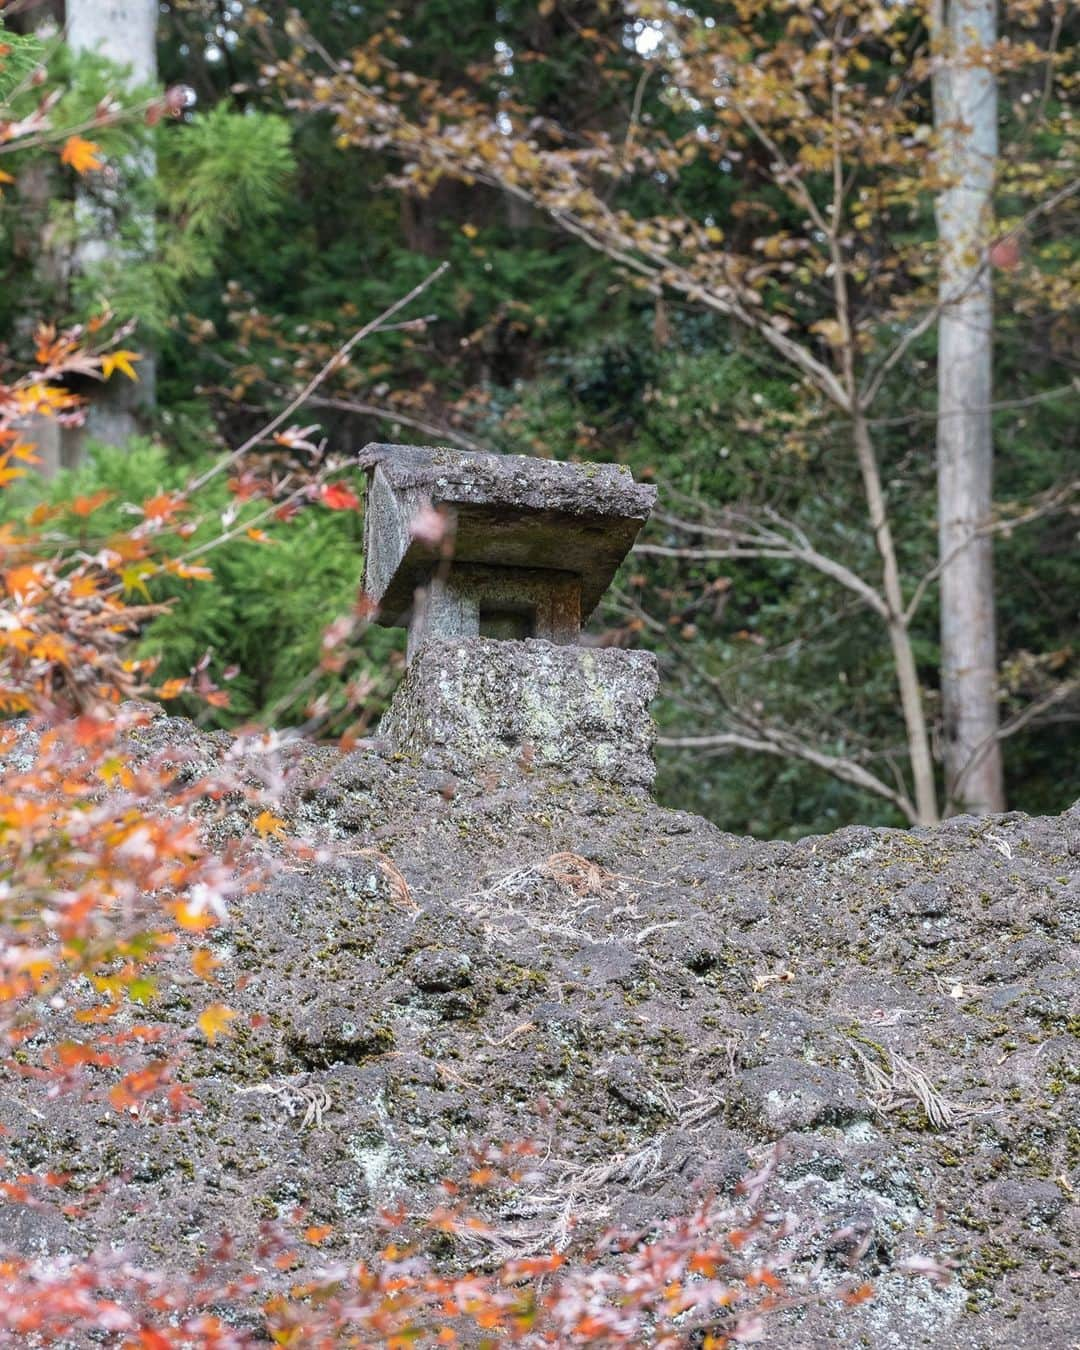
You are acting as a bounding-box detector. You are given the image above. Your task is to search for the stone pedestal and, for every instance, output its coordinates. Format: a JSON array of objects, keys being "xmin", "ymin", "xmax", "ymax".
[{"xmin": 380, "ymin": 637, "xmax": 658, "ymax": 788}]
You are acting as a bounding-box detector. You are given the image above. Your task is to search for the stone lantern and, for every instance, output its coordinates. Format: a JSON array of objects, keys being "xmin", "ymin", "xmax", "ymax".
[{"xmin": 362, "ymin": 444, "xmax": 659, "ymax": 786}]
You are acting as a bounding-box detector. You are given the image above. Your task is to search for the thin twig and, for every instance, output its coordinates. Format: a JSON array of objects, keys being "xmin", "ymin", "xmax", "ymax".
[{"xmin": 184, "ymin": 261, "xmax": 449, "ymax": 497}]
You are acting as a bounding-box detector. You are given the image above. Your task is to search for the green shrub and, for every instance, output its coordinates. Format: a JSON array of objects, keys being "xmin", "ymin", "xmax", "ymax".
[{"xmin": 5, "ymin": 441, "xmax": 401, "ymax": 728}]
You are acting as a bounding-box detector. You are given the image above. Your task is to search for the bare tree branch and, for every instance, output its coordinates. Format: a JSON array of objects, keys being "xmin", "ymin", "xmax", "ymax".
[
  {"xmin": 635, "ymin": 541, "xmax": 890, "ymax": 621},
  {"xmin": 185, "ymin": 261, "xmax": 450, "ymax": 496},
  {"xmin": 646, "ymin": 507, "xmax": 891, "ymax": 621},
  {"xmin": 866, "ymin": 380, "xmax": 1079, "ymax": 429},
  {"xmin": 905, "ymin": 477, "xmax": 1079, "ymax": 624},
  {"xmin": 304, "ymin": 395, "xmax": 484, "ymax": 453},
  {"xmin": 657, "ymin": 728, "xmax": 917, "ymax": 822},
  {"xmin": 613, "ymin": 584, "xmax": 918, "ymax": 822},
  {"xmin": 862, "ymin": 176, "xmax": 1080, "ymax": 407},
  {"xmin": 949, "ymin": 678, "xmax": 1080, "ymax": 808}
]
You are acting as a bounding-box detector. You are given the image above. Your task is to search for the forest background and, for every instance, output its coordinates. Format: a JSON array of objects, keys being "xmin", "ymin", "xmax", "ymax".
[{"xmin": 2, "ymin": 0, "xmax": 1077, "ymax": 839}]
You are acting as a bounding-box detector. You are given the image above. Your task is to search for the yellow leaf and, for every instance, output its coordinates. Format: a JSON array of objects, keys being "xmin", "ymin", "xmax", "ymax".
[
  {"xmin": 102, "ymin": 350, "xmax": 142, "ymax": 382},
  {"xmin": 197, "ymin": 1003, "xmax": 237, "ymax": 1044},
  {"xmin": 0, "ymin": 169, "xmax": 14, "ymax": 186},
  {"xmin": 120, "ymin": 563, "xmax": 154, "ymax": 598},
  {"xmin": 173, "ymin": 900, "xmax": 216, "ymax": 932},
  {"xmin": 31, "ymin": 633, "xmax": 68, "ymax": 662},
  {"xmin": 98, "ymin": 757, "xmax": 134, "ymax": 789},
  {"xmin": 812, "ymin": 319, "xmax": 846, "ymax": 347},
  {"xmin": 511, "ymin": 141, "xmax": 540, "ymax": 171},
  {"xmin": 461, "ymin": 222, "xmax": 478, "ymax": 239},
  {"xmin": 191, "ymin": 948, "xmax": 221, "ymax": 982},
  {"xmin": 253, "ymin": 809, "xmax": 286, "ymax": 840},
  {"xmin": 60, "ymin": 136, "xmax": 104, "ymax": 175}
]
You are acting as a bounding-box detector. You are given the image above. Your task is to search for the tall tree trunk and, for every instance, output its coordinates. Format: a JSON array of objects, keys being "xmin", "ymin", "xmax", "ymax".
[
  {"xmin": 933, "ymin": 0, "xmax": 1005, "ymax": 815},
  {"xmin": 65, "ymin": 0, "xmax": 158, "ymax": 452}
]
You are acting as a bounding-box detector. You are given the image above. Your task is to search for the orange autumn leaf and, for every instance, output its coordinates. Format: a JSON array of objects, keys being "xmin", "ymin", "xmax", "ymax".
[
  {"xmin": 303, "ymin": 1225, "xmax": 333, "ymax": 1245},
  {"xmin": 74, "ymin": 1002, "xmax": 121, "ymax": 1025},
  {"xmin": 31, "ymin": 634, "xmax": 69, "ymax": 663},
  {"xmin": 156, "ymin": 678, "xmax": 188, "ymax": 700},
  {"xmin": 108, "ymin": 1061, "xmax": 170, "ymax": 1111},
  {"xmin": 70, "ymin": 490, "xmax": 111, "ymax": 517},
  {"xmin": 60, "ymin": 135, "xmax": 104, "ymax": 175},
  {"xmin": 172, "ymin": 900, "xmax": 217, "ymax": 932},
  {"xmin": 320, "ymin": 482, "xmax": 361, "ymax": 511},
  {"xmin": 70, "ymin": 574, "xmax": 101, "ymax": 599},
  {"xmin": 142, "ymin": 492, "xmax": 183, "ymax": 521},
  {"xmin": 55, "ymin": 1042, "xmax": 115, "ymax": 1070},
  {"xmin": 163, "ymin": 559, "xmax": 213, "ymax": 580},
  {"xmin": 253, "ymin": 809, "xmax": 286, "ymax": 840},
  {"xmin": 191, "ymin": 948, "xmax": 221, "ymax": 982},
  {"xmin": 5, "ymin": 564, "xmax": 43, "ymax": 598},
  {"xmin": 197, "ymin": 1003, "xmax": 237, "ymax": 1044}
]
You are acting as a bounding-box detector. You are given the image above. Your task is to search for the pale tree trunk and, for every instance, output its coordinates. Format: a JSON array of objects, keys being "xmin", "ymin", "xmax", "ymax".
[
  {"xmin": 933, "ymin": 0, "xmax": 1005, "ymax": 815},
  {"xmin": 66, "ymin": 0, "xmax": 158, "ymax": 452}
]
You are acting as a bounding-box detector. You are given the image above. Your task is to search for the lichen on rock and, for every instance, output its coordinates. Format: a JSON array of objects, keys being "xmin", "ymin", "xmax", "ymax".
[{"xmin": 1, "ymin": 713, "xmax": 1077, "ymax": 1347}]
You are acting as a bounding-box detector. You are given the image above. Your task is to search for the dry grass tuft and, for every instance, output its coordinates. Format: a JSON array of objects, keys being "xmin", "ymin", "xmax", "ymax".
[
  {"xmin": 355, "ymin": 847, "xmax": 418, "ymax": 912},
  {"xmin": 850, "ymin": 1041, "xmax": 999, "ymax": 1130}
]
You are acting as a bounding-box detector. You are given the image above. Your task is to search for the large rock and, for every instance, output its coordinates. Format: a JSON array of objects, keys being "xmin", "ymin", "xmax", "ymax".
[{"xmin": 2, "ymin": 714, "xmax": 1078, "ymax": 1348}]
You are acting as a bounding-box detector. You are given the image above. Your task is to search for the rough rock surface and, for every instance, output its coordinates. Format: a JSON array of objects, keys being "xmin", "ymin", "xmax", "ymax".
[
  {"xmin": 380, "ymin": 637, "xmax": 659, "ymax": 787},
  {"xmin": 2, "ymin": 714, "xmax": 1078, "ymax": 1347}
]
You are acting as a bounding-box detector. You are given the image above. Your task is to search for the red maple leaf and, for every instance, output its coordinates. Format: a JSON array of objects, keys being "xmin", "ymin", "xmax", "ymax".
[{"xmin": 320, "ymin": 482, "xmax": 361, "ymax": 511}]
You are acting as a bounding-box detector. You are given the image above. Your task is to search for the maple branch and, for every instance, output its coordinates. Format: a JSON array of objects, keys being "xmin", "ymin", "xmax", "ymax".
[{"xmin": 0, "ymin": 97, "xmax": 167, "ymax": 158}]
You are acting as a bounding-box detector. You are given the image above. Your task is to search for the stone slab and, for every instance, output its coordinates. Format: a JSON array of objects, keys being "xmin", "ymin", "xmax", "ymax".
[
  {"xmin": 378, "ymin": 636, "xmax": 659, "ymax": 787},
  {"xmin": 361, "ymin": 444, "xmax": 656, "ymax": 624}
]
